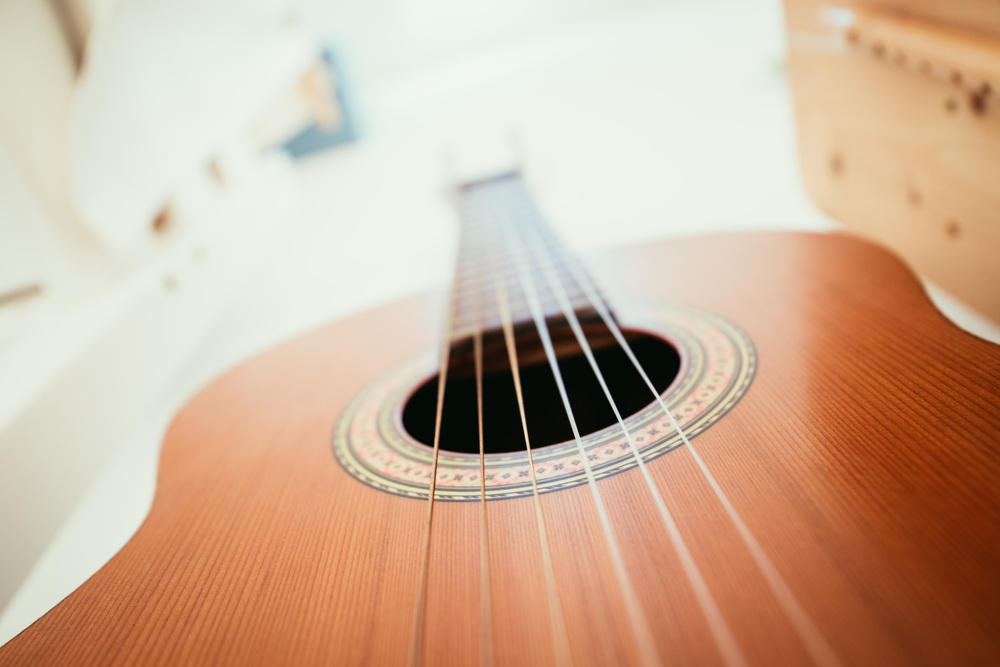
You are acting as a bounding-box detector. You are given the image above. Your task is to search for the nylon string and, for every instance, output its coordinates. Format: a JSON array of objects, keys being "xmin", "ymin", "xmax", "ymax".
[
  {"xmin": 541, "ymin": 209, "xmax": 843, "ymax": 667},
  {"xmin": 473, "ymin": 258, "xmax": 495, "ymax": 667},
  {"xmin": 514, "ymin": 213, "xmax": 749, "ymax": 667},
  {"xmin": 500, "ymin": 203, "xmax": 661, "ymax": 667},
  {"xmin": 406, "ymin": 214, "xmax": 463, "ymax": 667},
  {"xmin": 488, "ymin": 201, "xmax": 574, "ymax": 667}
]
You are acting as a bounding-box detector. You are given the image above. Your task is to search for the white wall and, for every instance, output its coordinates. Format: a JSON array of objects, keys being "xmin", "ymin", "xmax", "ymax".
[
  {"xmin": 0, "ymin": 0, "xmax": 88, "ymax": 247},
  {"xmin": 0, "ymin": 0, "xmax": 312, "ymax": 616},
  {"xmin": 301, "ymin": 0, "xmax": 669, "ymax": 81}
]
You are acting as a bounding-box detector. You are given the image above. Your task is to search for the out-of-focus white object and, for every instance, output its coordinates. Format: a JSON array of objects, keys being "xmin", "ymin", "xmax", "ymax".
[
  {"xmin": 69, "ymin": 0, "xmax": 317, "ymax": 251},
  {"xmin": 0, "ymin": 146, "xmax": 300, "ymax": 635},
  {"xmin": 0, "ymin": 0, "xmax": 334, "ymax": 627}
]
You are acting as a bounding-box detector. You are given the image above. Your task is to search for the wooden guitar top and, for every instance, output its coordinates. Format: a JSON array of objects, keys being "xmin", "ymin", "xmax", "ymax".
[{"xmin": 1, "ymin": 232, "xmax": 998, "ymax": 665}]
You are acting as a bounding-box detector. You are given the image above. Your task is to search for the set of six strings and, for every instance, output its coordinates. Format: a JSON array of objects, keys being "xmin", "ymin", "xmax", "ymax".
[{"xmin": 408, "ymin": 174, "xmax": 840, "ymax": 667}]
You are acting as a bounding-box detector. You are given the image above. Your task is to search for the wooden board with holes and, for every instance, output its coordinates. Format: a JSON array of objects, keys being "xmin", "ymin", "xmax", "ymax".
[{"xmin": 782, "ymin": 0, "xmax": 1000, "ymax": 322}]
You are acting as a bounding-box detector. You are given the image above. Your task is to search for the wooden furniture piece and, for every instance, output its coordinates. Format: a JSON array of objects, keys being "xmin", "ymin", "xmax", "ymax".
[{"xmin": 783, "ymin": 0, "xmax": 1000, "ymax": 322}]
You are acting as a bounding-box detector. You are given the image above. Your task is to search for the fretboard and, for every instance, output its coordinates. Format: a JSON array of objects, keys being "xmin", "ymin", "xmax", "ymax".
[{"xmin": 448, "ymin": 172, "xmax": 605, "ymax": 344}]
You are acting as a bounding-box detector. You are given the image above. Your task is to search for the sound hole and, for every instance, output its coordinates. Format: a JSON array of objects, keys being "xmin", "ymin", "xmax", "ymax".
[{"xmin": 401, "ymin": 328, "xmax": 680, "ymax": 455}]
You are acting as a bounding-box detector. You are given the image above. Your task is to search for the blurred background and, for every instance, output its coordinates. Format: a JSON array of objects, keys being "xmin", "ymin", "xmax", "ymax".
[{"xmin": 0, "ymin": 0, "xmax": 997, "ymax": 645}]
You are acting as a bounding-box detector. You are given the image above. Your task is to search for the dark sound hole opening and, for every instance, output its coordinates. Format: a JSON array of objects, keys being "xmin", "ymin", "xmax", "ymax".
[{"xmin": 401, "ymin": 328, "xmax": 680, "ymax": 455}]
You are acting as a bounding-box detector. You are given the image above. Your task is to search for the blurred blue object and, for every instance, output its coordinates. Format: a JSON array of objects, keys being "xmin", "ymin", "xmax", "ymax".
[{"xmin": 284, "ymin": 49, "xmax": 359, "ymax": 158}]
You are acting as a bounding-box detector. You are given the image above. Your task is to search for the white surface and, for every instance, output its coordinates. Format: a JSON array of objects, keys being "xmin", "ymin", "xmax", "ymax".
[
  {"xmin": 0, "ymin": 0, "xmax": 328, "ymax": 614},
  {"xmin": 0, "ymin": 0, "xmax": 114, "ymax": 337},
  {"xmin": 2, "ymin": 0, "xmax": 998, "ymax": 647},
  {"xmin": 0, "ymin": 149, "xmax": 300, "ymax": 640},
  {"xmin": 0, "ymin": 0, "xmax": 81, "ymax": 239},
  {"xmin": 0, "ymin": 137, "xmax": 49, "ymax": 310},
  {"xmin": 302, "ymin": 0, "xmax": 665, "ymax": 81},
  {"xmin": 0, "ymin": 0, "xmax": 326, "ymax": 437},
  {"xmin": 925, "ymin": 282, "xmax": 1000, "ymax": 346},
  {"xmin": 69, "ymin": 0, "xmax": 318, "ymax": 250}
]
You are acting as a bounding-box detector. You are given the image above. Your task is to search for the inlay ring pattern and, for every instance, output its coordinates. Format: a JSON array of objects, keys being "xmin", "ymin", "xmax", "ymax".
[{"xmin": 333, "ymin": 303, "xmax": 756, "ymax": 501}]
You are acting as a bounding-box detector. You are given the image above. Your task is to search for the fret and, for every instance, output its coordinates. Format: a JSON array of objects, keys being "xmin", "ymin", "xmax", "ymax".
[{"xmin": 448, "ymin": 172, "xmax": 609, "ymax": 346}]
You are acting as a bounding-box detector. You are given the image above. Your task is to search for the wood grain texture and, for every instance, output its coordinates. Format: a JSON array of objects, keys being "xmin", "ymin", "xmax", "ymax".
[
  {"xmin": 783, "ymin": 0, "xmax": 1000, "ymax": 321},
  {"xmin": 2, "ymin": 232, "xmax": 999, "ymax": 665}
]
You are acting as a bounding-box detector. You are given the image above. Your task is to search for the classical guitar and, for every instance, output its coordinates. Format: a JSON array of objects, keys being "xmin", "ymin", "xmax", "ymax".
[{"xmin": 2, "ymin": 172, "xmax": 999, "ymax": 666}]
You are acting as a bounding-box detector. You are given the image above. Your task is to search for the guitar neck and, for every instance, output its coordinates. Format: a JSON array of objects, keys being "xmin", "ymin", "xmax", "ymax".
[{"xmin": 448, "ymin": 172, "xmax": 607, "ymax": 348}]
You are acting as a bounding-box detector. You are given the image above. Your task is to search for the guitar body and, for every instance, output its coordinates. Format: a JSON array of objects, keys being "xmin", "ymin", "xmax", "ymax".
[{"xmin": 2, "ymin": 232, "xmax": 999, "ymax": 665}]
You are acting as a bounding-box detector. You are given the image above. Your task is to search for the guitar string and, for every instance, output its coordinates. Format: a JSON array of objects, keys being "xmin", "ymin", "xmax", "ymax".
[
  {"xmin": 406, "ymin": 211, "xmax": 462, "ymax": 667},
  {"xmin": 511, "ymin": 201, "xmax": 750, "ymax": 667},
  {"xmin": 498, "ymin": 195, "xmax": 661, "ymax": 667},
  {"xmin": 528, "ymin": 203, "xmax": 843, "ymax": 667},
  {"xmin": 456, "ymin": 173, "xmax": 835, "ymax": 666},
  {"xmin": 473, "ymin": 238, "xmax": 495, "ymax": 667},
  {"xmin": 485, "ymin": 195, "xmax": 575, "ymax": 667}
]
